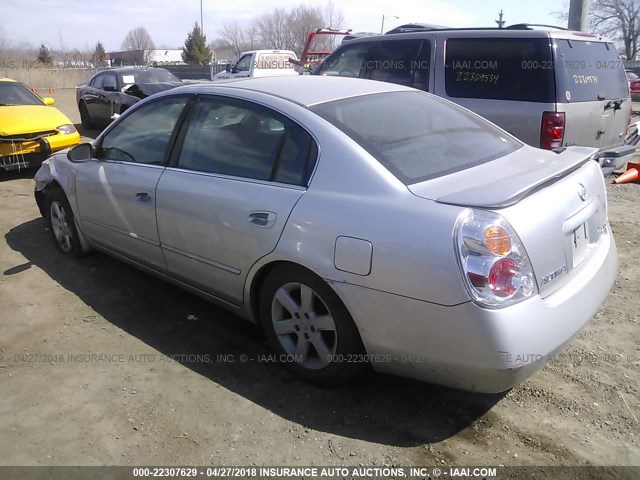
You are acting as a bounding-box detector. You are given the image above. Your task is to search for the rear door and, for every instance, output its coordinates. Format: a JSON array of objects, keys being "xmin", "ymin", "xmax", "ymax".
[
  {"xmin": 156, "ymin": 95, "xmax": 318, "ymax": 305},
  {"xmin": 554, "ymin": 39, "xmax": 631, "ymax": 151}
]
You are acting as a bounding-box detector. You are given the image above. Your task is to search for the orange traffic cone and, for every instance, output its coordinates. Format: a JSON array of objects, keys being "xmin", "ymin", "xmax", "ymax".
[
  {"xmin": 613, "ymin": 161, "xmax": 640, "ymax": 184},
  {"xmin": 48, "ymin": 86, "xmax": 54, "ymax": 94},
  {"xmin": 31, "ymin": 87, "xmax": 37, "ymax": 93}
]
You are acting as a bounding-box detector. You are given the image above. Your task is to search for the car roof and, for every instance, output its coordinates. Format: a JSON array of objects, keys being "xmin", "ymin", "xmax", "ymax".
[
  {"xmin": 240, "ymin": 50, "xmax": 296, "ymax": 55},
  {"xmin": 94, "ymin": 67, "xmax": 168, "ymax": 75},
  {"xmin": 343, "ymin": 28, "xmax": 608, "ymax": 43},
  {"xmin": 172, "ymin": 76, "xmax": 412, "ymax": 107}
]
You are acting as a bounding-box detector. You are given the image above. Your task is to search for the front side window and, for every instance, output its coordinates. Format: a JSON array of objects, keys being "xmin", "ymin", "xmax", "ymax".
[
  {"xmin": 315, "ymin": 42, "xmax": 370, "ymax": 77},
  {"xmin": 177, "ymin": 97, "xmax": 316, "ymax": 185},
  {"xmin": 100, "ymin": 96, "xmax": 189, "ymax": 164},
  {"xmin": 234, "ymin": 55, "xmax": 253, "ymax": 72},
  {"xmin": 311, "ymin": 91, "xmax": 521, "ymax": 184}
]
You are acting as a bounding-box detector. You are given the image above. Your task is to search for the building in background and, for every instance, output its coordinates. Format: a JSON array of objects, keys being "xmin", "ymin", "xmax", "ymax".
[{"xmin": 107, "ymin": 49, "xmax": 185, "ymax": 67}]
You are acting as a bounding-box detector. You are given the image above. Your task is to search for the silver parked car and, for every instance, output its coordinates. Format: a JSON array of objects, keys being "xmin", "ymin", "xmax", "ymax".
[{"xmin": 34, "ymin": 77, "xmax": 617, "ymax": 393}]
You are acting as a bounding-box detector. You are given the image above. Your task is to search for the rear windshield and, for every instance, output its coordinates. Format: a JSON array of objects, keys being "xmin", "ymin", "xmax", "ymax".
[
  {"xmin": 444, "ymin": 38, "xmax": 555, "ymax": 102},
  {"xmin": 311, "ymin": 91, "xmax": 521, "ymax": 184},
  {"xmin": 554, "ymin": 40, "xmax": 628, "ymax": 101}
]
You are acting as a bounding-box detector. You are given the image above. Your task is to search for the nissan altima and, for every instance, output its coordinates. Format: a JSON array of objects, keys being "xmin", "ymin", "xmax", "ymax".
[{"xmin": 33, "ymin": 76, "xmax": 617, "ymax": 393}]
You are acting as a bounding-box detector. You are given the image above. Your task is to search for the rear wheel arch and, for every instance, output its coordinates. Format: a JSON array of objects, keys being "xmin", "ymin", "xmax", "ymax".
[
  {"xmin": 253, "ymin": 261, "xmax": 368, "ymax": 385},
  {"xmin": 249, "ymin": 261, "xmax": 355, "ymax": 327},
  {"xmin": 249, "ymin": 260, "xmax": 300, "ymax": 323}
]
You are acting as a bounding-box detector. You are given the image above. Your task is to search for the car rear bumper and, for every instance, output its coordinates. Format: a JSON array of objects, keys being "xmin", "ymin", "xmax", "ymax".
[
  {"xmin": 331, "ymin": 229, "xmax": 617, "ymax": 393},
  {"xmin": 0, "ymin": 132, "xmax": 79, "ymax": 170},
  {"xmin": 597, "ymin": 144, "xmax": 636, "ymax": 174}
]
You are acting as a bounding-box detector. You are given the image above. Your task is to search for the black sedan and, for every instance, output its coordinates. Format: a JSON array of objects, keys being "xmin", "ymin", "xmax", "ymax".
[{"xmin": 76, "ymin": 68, "xmax": 182, "ymax": 129}]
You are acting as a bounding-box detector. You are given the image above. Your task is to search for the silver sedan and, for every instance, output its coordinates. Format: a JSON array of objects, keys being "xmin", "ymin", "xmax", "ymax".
[{"xmin": 34, "ymin": 76, "xmax": 617, "ymax": 392}]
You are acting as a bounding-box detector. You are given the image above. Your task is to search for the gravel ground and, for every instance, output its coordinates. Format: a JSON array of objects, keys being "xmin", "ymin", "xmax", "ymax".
[{"xmin": 0, "ymin": 89, "xmax": 638, "ymax": 470}]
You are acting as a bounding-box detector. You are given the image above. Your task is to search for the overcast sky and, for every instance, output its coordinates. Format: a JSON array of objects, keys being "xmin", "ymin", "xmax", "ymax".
[{"xmin": 1, "ymin": 0, "xmax": 565, "ymax": 52}]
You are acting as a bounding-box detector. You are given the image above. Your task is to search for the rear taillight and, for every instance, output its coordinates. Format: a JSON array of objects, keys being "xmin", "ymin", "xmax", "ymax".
[
  {"xmin": 455, "ymin": 209, "xmax": 538, "ymax": 308},
  {"xmin": 540, "ymin": 111, "xmax": 565, "ymax": 150}
]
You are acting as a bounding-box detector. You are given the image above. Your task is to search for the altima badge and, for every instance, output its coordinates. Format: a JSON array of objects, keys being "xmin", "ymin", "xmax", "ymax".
[{"xmin": 577, "ymin": 183, "xmax": 587, "ymax": 201}]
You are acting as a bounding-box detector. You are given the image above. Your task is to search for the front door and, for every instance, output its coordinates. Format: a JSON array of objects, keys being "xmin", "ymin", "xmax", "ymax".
[{"xmin": 75, "ymin": 95, "xmax": 191, "ymax": 269}]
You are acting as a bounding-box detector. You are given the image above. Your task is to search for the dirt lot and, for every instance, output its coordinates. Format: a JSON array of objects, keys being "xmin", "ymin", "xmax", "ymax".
[{"xmin": 0, "ymin": 89, "xmax": 638, "ymax": 469}]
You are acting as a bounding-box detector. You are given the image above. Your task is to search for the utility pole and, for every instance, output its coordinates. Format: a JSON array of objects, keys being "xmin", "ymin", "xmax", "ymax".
[
  {"xmin": 568, "ymin": 0, "xmax": 590, "ymax": 31},
  {"xmin": 495, "ymin": 9, "xmax": 505, "ymax": 29},
  {"xmin": 381, "ymin": 14, "xmax": 399, "ymax": 34},
  {"xmin": 200, "ymin": 0, "xmax": 204, "ymax": 33}
]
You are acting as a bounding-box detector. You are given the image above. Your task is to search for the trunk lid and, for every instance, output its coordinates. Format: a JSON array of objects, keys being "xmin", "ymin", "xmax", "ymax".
[
  {"xmin": 409, "ymin": 145, "xmax": 608, "ymax": 297},
  {"xmin": 408, "ymin": 145, "xmax": 596, "ymax": 208}
]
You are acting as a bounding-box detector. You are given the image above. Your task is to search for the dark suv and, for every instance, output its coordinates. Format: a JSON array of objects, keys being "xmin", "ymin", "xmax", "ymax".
[{"xmin": 315, "ymin": 25, "xmax": 634, "ymax": 172}]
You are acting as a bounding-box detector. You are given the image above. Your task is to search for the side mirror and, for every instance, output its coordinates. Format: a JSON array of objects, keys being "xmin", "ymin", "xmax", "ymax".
[
  {"xmin": 42, "ymin": 97, "xmax": 55, "ymax": 106},
  {"xmin": 67, "ymin": 143, "xmax": 94, "ymax": 162},
  {"xmin": 225, "ymin": 63, "xmax": 231, "ymax": 73}
]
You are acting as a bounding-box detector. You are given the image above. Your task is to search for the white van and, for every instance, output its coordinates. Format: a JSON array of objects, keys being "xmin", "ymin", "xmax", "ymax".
[{"xmin": 214, "ymin": 50, "xmax": 299, "ymax": 80}]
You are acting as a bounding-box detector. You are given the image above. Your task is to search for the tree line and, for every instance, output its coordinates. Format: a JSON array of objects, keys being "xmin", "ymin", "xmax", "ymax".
[{"xmin": 2, "ymin": 0, "xmax": 639, "ymax": 69}]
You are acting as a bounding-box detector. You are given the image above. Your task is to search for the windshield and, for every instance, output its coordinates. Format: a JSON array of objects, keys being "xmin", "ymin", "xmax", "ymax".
[
  {"xmin": 311, "ymin": 91, "xmax": 521, "ymax": 184},
  {"xmin": 121, "ymin": 69, "xmax": 181, "ymax": 85},
  {"xmin": 0, "ymin": 82, "xmax": 44, "ymax": 106}
]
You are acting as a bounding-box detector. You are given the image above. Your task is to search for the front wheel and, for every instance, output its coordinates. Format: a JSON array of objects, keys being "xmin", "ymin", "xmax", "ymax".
[
  {"xmin": 45, "ymin": 188, "xmax": 84, "ymax": 256},
  {"xmin": 259, "ymin": 265, "xmax": 368, "ymax": 385}
]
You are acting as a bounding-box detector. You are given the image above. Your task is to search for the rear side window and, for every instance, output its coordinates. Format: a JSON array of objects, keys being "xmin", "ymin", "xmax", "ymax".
[
  {"xmin": 554, "ymin": 40, "xmax": 628, "ymax": 101},
  {"xmin": 311, "ymin": 91, "xmax": 521, "ymax": 184},
  {"xmin": 444, "ymin": 38, "xmax": 555, "ymax": 102},
  {"xmin": 103, "ymin": 73, "xmax": 117, "ymax": 90},
  {"xmin": 364, "ymin": 39, "xmax": 431, "ymax": 90}
]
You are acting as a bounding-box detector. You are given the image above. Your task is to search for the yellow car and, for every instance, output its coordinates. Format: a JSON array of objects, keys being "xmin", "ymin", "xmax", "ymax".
[{"xmin": 1, "ymin": 78, "xmax": 80, "ymax": 171}]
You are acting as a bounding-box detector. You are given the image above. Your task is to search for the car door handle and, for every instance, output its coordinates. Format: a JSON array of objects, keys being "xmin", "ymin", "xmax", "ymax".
[
  {"xmin": 136, "ymin": 192, "xmax": 152, "ymax": 203},
  {"xmin": 248, "ymin": 211, "xmax": 276, "ymax": 228}
]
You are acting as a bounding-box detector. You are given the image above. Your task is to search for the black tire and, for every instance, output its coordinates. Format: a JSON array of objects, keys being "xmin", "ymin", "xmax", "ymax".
[
  {"xmin": 79, "ymin": 102, "xmax": 94, "ymax": 129},
  {"xmin": 259, "ymin": 264, "xmax": 368, "ymax": 386},
  {"xmin": 45, "ymin": 187, "xmax": 85, "ymax": 257}
]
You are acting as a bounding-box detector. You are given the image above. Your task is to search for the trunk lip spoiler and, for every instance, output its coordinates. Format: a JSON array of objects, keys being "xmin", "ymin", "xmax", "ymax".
[{"xmin": 409, "ymin": 146, "xmax": 598, "ymax": 209}]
